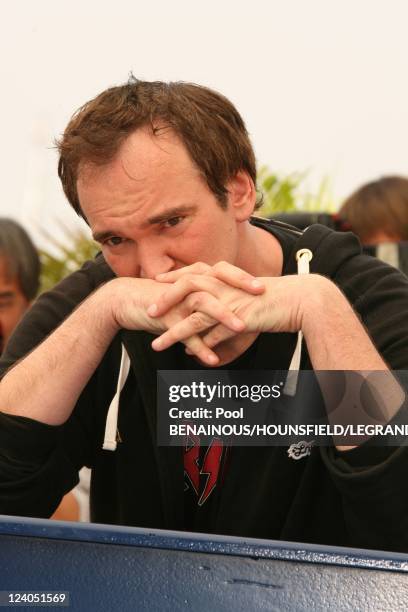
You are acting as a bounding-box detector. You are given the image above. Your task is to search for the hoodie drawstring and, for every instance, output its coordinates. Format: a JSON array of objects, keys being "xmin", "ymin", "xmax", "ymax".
[
  {"xmin": 103, "ymin": 344, "xmax": 131, "ymax": 451},
  {"xmin": 283, "ymin": 248, "xmax": 313, "ymax": 396}
]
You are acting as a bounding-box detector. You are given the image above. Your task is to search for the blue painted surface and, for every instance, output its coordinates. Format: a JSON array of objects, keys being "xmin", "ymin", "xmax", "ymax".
[{"xmin": 0, "ymin": 515, "xmax": 407, "ymax": 611}]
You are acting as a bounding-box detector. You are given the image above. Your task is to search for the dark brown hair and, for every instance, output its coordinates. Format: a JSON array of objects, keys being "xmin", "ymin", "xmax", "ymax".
[
  {"xmin": 338, "ymin": 176, "xmax": 408, "ymax": 243},
  {"xmin": 57, "ymin": 77, "xmax": 261, "ymax": 218},
  {"xmin": 0, "ymin": 218, "xmax": 40, "ymax": 300}
]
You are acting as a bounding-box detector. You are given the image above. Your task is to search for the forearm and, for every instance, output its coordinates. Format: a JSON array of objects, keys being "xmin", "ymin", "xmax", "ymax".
[
  {"xmin": 302, "ymin": 277, "xmax": 386, "ymax": 371},
  {"xmin": 0, "ymin": 283, "xmax": 120, "ymax": 426},
  {"xmin": 301, "ymin": 276, "xmax": 405, "ymax": 447}
]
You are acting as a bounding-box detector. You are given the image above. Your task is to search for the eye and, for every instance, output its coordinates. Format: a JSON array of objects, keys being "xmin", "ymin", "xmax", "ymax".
[
  {"xmin": 0, "ymin": 298, "xmax": 14, "ymax": 310},
  {"xmin": 163, "ymin": 216, "xmax": 183, "ymax": 228},
  {"xmin": 104, "ymin": 236, "xmax": 125, "ymax": 247}
]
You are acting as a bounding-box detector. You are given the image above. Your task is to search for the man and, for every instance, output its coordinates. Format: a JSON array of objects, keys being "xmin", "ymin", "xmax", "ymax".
[{"xmin": 0, "ymin": 79, "xmax": 407, "ymax": 551}]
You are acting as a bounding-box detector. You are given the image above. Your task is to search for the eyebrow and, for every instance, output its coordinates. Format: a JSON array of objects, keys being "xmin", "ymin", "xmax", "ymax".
[
  {"xmin": 92, "ymin": 205, "xmax": 197, "ymax": 243},
  {"xmin": 145, "ymin": 205, "xmax": 196, "ymax": 226},
  {"xmin": 93, "ymin": 230, "xmax": 116, "ymax": 243}
]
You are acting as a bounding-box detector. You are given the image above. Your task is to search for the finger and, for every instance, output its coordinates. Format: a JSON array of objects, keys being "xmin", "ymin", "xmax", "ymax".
[
  {"xmin": 211, "ymin": 261, "xmax": 265, "ymax": 294},
  {"xmin": 148, "ymin": 276, "xmax": 220, "ymax": 317},
  {"xmin": 152, "ymin": 293, "xmax": 245, "ymax": 352},
  {"xmin": 160, "ymin": 309, "xmax": 220, "ymax": 365},
  {"xmin": 152, "ymin": 312, "xmax": 216, "ymax": 354},
  {"xmin": 156, "ymin": 261, "xmax": 265, "ymax": 295},
  {"xmin": 200, "ymin": 323, "xmax": 237, "ymax": 349},
  {"xmin": 155, "ymin": 262, "xmax": 212, "ymax": 283},
  {"xmin": 185, "ymin": 292, "xmax": 245, "ymax": 333},
  {"xmin": 152, "ymin": 300, "xmax": 245, "ymax": 352},
  {"xmin": 182, "ymin": 333, "xmax": 220, "ymax": 366}
]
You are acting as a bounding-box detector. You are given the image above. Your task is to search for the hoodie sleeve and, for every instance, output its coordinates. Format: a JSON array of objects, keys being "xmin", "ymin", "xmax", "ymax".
[
  {"xmin": 0, "ymin": 412, "xmax": 83, "ymax": 518},
  {"xmin": 320, "ymin": 443, "xmax": 408, "ymax": 551},
  {"xmin": 0, "ymin": 256, "xmax": 115, "ymax": 518},
  {"xmin": 319, "ymin": 249, "xmax": 408, "ymax": 551},
  {"xmin": 335, "ymin": 250, "xmax": 408, "ymax": 369}
]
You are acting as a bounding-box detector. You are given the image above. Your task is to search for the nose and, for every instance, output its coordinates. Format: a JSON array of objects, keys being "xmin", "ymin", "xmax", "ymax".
[{"xmin": 138, "ymin": 242, "xmax": 175, "ymax": 279}]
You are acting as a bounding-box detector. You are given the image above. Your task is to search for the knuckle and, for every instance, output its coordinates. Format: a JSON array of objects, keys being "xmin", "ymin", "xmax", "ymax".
[
  {"xmin": 220, "ymin": 260, "xmax": 230, "ymax": 269},
  {"xmin": 195, "ymin": 262, "xmax": 211, "ymax": 274},
  {"xmin": 185, "ymin": 274, "xmax": 197, "ymax": 286},
  {"xmin": 187, "ymin": 292, "xmax": 203, "ymax": 310},
  {"xmin": 208, "ymin": 330, "xmax": 221, "ymax": 344},
  {"xmin": 190, "ymin": 312, "xmax": 205, "ymax": 330},
  {"xmin": 213, "ymin": 261, "xmax": 225, "ymax": 273},
  {"xmin": 178, "ymin": 306, "xmax": 190, "ymax": 320},
  {"xmin": 208, "ymin": 328, "xmax": 225, "ymax": 345},
  {"xmin": 177, "ymin": 276, "xmax": 195, "ymax": 292}
]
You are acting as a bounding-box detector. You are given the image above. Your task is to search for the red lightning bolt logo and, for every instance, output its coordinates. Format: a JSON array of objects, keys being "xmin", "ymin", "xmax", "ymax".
[
  {"xmin": 184, "ymin": 436, "xmax": 224, "ymax": 505},
  {"xmin": 198, "ymin": 439, "xmax": 224, "ymax": 506}
]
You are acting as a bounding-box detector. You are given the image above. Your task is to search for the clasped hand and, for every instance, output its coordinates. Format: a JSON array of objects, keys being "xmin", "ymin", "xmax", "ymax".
[{"xmin": 144, "ymin": 261, "xmax": 307, "ymax": 365}]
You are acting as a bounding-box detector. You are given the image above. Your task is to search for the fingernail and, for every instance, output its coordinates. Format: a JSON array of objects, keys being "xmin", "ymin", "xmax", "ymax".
[
  {"xmin": 147, "ymin": 304, "xmax": 158, "ymax": 316},
  {"xmin": 207, "ymin": 353, "xmax": 219, "ymax": 365},
  {"xmin": 251, "ymin": 279, "xmax": 263, "ymax": 288},
  {"xmin": 185, "ymin": 348, "xmax": 193, "ymax": 355}
]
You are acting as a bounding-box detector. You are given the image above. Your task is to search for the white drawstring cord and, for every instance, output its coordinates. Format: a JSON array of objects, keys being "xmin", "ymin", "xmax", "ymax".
[
  {"xmin": 283, "ymin": 248, "xmax": 313, "ymax": 396},
  {"xmin": 102, "ymin": 344, "xmax": 131, "ymax": 451}
]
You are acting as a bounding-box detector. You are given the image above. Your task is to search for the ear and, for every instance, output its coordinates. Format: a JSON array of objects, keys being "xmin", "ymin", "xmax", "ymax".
[{"xmin": 226, "ymin": 171, "xmax": 257, "ymax": 221}]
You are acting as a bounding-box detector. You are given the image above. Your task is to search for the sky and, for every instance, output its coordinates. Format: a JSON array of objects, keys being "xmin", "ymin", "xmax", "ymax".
[{"xmin": 1, "ymin": 0, "xmax": 407, "ymax": 249}]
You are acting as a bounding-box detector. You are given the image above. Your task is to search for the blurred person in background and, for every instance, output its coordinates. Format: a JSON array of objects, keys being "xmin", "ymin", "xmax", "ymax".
[
  {"xmin": 0, "ymin": 218, "xmax": 80, "ymax": 522},
  {"xmin": 0, "ymin": 219, "xmax": 40, "ymax": 355},
  {"xmin": 338, "ymin": 176, "xmax": 408, "ymax": 272}
]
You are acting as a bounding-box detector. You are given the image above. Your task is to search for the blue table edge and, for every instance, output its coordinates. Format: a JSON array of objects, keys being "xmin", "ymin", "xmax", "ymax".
[{"xmin": 0, "ymin": 514, "xmax": 407, "ymax": 573}]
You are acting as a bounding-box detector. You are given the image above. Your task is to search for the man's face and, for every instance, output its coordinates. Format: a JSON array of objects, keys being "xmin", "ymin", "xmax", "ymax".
[
  {"xmin": 0, "ymin": 257, "xmax": 30, "ymax": 354},
  {"xmin": 77, "ymin": 128, "xmax": 249, "ymax": 279}
]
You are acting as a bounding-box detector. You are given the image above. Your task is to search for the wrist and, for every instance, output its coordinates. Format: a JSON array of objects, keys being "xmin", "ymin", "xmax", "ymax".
[
  {"xmin": 258, "ymin": 275, "xmax": 331, "ymax": 334},
  {"xmin": 89, "ymin": 279, "xmax": 128, "ymax": 335},
  {"xmin": 299, "ymin": 275, "xmax": 343, "ymax": 336},
  {"xmin": 93, "ymin": 277, "xmax": 162, "ymax": 334}
]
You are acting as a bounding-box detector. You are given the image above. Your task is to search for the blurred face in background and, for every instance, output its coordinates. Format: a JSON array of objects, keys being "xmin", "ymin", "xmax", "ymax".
[{"xmin": 0, "ymin": 256, "xmax": 29, "ymax": 354}]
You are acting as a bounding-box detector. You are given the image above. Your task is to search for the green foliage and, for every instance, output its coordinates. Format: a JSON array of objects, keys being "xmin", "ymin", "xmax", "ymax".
[
  {"xmin": 257, "ymin": 166, "xmax": 336, "ymax": 216},
  {"xmin": 39, "ymin": 229, "xmax": 99, "ymax": 293}
]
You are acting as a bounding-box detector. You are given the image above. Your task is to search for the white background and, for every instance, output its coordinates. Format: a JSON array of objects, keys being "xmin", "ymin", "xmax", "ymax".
[{"xmin": 1, "ymin": 0, "xmax": 407, "ymax": 247}]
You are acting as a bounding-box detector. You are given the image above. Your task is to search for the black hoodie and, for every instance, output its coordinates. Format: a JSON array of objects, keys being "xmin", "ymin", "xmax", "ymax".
[{"xmin": 1, "ymin": 219, "xmax": 408, "ymax": 552}]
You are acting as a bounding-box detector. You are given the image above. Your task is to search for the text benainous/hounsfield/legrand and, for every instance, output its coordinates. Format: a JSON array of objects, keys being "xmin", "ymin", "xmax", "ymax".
[{"xmin": 168, "ymin": 422, "xmax": 408, "ymax": 439}]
